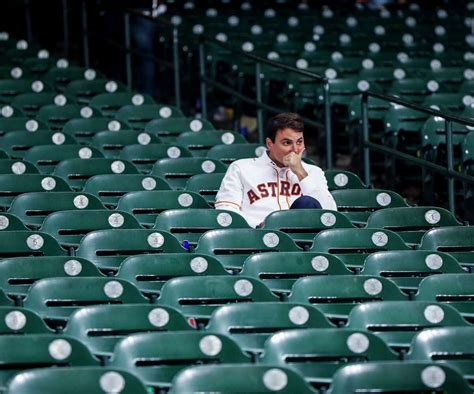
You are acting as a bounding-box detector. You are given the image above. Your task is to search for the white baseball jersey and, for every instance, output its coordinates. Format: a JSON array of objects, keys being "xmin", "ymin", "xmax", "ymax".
[{"xmin": 215, "ymin": 152, "xmax": 337, "ymax": 228}]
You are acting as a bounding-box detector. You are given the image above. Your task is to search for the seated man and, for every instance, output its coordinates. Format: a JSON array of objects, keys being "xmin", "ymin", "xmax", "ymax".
[{"xmin": 215, "ymin": 112, "xmax": 337, "ymax": 228}]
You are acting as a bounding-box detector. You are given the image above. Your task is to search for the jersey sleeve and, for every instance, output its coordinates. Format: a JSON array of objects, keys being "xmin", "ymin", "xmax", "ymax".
[
  {"xmin": 214, "ymin": 162, "xmax": 245, "ymax": 215},
  {"xmin": 299, "ymin": 165, "xmax": 338, "ymax": 211}
]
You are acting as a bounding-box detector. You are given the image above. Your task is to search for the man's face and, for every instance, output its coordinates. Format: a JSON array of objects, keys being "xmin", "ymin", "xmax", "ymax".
[{"xmin": 266, "ymin": 128, "xmax": 305, "ymax": 167}]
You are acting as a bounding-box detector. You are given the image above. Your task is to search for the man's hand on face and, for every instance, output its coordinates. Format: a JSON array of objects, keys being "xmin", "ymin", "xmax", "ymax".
[{"xmin": 282, "ymin": 151, "xmax": 308, "ymax": 181}]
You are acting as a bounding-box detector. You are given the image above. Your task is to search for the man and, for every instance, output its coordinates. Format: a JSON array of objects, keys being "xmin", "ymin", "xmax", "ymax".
[{"xmin": 215, "ymin": 112, "xmax": 337, "ymax": 228}]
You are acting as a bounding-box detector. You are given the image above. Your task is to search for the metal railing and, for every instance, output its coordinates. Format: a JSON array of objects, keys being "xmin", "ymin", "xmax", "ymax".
[
  {"xmin": 362, "ymin": 91, "xmax": 474, "ymax": 215},
  {"xmin": 198, "ymin": 37, "xmax": 333, "ymax": 169},
  {"xmin": 80, "ymin": 1, "xmax": 182, "ymax": 109}
]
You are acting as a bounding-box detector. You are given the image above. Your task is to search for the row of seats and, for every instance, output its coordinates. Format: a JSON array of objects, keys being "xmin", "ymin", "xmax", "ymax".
[{"xmin": 0, "ymin": 302, "xmax": 472, "ymax": 392}]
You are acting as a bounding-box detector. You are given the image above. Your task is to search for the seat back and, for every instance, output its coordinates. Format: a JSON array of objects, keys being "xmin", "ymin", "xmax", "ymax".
[
  {"xmin": 41, "ymin": 209, "xmax": 142, "ymax": 247},
  {"xmin": 154, "ymin": 208, "xmax": 249, "ymax": 246},
  {"xmin": 120, "ymin": 143, "xmax": 192, "ymax": 173},
  {"xmin": 347, "ymin": 301, "xmax": 468, "ymax": 353},
  {"xmin": 361, "ymin": 250, "xmax": 465, "ymax": 294},
  {"xmin": 9, "ymin": 192, "xmax": 105, "ymax": 228},
  {"xmin": 240, "ymin": 251, "xmax": 351, "ymax": 295},
  {"xmin": 117, "ymin": 253, "xmax": 228, "ymax": 296},
  {"xmin": 117, "ymin": 190, "xmax": 210, "ymax": 227},
  {"xmin": 158, "ymin": 276, "xmax": 278, "ymax": 324},
  {"xmin": 331, "ymin": 189, "xmax": 409, "ymax": 225},
  {"xmin": 6, "ymin": 367, "xmax": 149, "ymax": 394},
  {"xmin": 83, "ymin": 174, "xmax": 170, "ymax": 208},
  {"xmin": 288, "ymin": 275, "xmax": 406, "ymax": 324},
  {"xmin": 195, "ymin": 228, "xmax": 301, "ymax": 271},
  {"xmin": 416, "ymin": 273, "xmax": 474, "ymax": 323},
  {"xmin": 152, "ymin": 158, "xmax": 227, "ymax": 189},
  {"xmin": 310, "ymin": 228, "xmax": 410, "ymax": 271},
  {"xmin": 329, "ymin": 361, "xmax": 471, "ymax": 394},
  {"xmin": 185, "ymin": 173, "xmax": 225, "ymax": 206},
  {"xmin": 111, "ymin": 332, "xmax": 250, "ymax": 390},
  {"xmin": 54, "ymin": 158, "xmax": 139, "ymax": 190},
  {"xmin": 263, "ymin": 209, "xmax": 354, "ymax": 249},
  {"xmin": 64, "ymin": 304, "xmax": 192, "ymax": 357},
  {"xmin": 169, "ymin": 364, "xmax": 315, "ymax": 394},
  {"xmin": 23, "ymin": 277, "xmax": 148, "ymax": 327},
  {"xmin": 24, "ymin": 144, "xmax": 103, "ymax": 174},
  {"xmin": 419, "ymin": 227, "xmax": 474, "ymax": 270},
  {"xmin": 75, "ymin": 229, "xmax": 185, "ymax": 272},
  {"xmin": 261, "ymin": 328, "xmax": 397, "ymax": 391},
  {"xmin": 206, "ymin": 302, "xmax": 332, "ymax": 354}
]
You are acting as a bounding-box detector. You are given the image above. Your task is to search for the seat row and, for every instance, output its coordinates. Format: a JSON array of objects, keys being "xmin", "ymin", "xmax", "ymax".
[{"xmin": 0, "ymin": 302, "xmax": 472, "ymax": 392}]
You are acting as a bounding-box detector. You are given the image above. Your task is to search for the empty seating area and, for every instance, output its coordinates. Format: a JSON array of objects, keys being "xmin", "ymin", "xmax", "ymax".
[{"xmin": 0, "ymin": 0, "xmax": 473, "ymax": 392}]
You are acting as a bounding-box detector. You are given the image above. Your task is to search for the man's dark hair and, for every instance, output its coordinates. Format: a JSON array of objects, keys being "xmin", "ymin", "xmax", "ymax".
[{"xmin": 265, "ymin": 112, "xmax": 304, "ymax": 142}]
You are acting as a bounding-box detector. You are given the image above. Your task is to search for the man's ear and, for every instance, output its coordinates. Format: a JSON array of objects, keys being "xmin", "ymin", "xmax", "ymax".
[{"xmin": 265, "ymin": 137, "xmax": 273, "ymax": 149}]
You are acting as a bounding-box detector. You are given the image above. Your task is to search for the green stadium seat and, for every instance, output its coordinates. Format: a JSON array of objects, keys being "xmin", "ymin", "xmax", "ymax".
[
  {"xmin": 8, "ymin": 191, "xmax": 105, "ymax": 229},
  {"xmin": 0, "ymin": 117, "xmax": 49, "ymax": 137},
  {"xmin": 288, "ymin": 275, "xmax": 406, "ymax": 325},
  {"xmin": 23, "ymin": 277, "xmax": 148, "ymax": 328},
  {"xmin": 24, "ymin": 144, "xmax": 104, "ymax": 174},
  {"xmin": 0, "ymin": 212, "xmax": 28, "ymax": 231},
  {"xmin": 261, "ymin": 328, "xmax": 397, "ymax": 391},
  {"xmin": 263, "ymin": 209, "xmax": 354, "ymax": 249},
  {"xmin": 64, "ymin": 79, "xmax": 128, "ymax": 105},
  {"xmin": 0, "ymin": 334, "xmax": 99, "ymax": 391},
  {"xmin": 407, "ymin": 327, "xmax": 474, "ymax": 387},
  {"xmin": 346, "ymin": 301, "xmax": 468, "ymax": 354},
  {"xmin": 366, "ymin": 206, "xmax": 462, "ymax": 245},
  {"xmin": 331, "ymin": 189, "xmax": 409, "ymax": 225},
  {"xmin": 0, "ymin": 306, "xmax": 51, "ymax": 333},
  {"xmin": 53, "ymin": 158, "xmax": 139, "ymax": 190},
  {"xmin": 89, "ymin": 92, "xmax": 155, "ymax": 118},
  {"xmin": 415, "ymin": 273, "xmax": 474, "ymax": 323},
  {"xmin": 151, "ymin": 157, "xmax": 227, "ymax": 189},
  {"xmin": 328, "ymin": 361, "xmax": 471, "ymax": 394},
  {"xmin": 153, "ymin": 208, "xmax": 250, "ymax": 247},
  {"xmin": 43, "ymin": 65, "xmax": 105, "ymax": 91},
  {"xmin": 90, "ymin": 130, "xmax": 161, "ymax": 158},
  {"xmin": 83, "ymin": 174, "xmax": 170, "ymax": 208},
  {"xmin": 240, "ymin": 251, "xmax": 351, "ymax": 296},
  {"xmin": 169, "ymin": 364, "xmax": 315, "ymax": 394},
  {"xmin": 145, "ymin": 117, "xmax": 215, "ymax": 142},
  {"xmin": 185, "ymin": 173, "xmax": 225, "ymax": 206},
  {"xmin": 0, "ymin": 230, "xmax": 66, "ymax": 259},
  {"xmin": 111, "ymin": 331, "xmax": 250, "ymax": 391},
  {"xmin": 6, "ymin": 367, "xmax": 149, "ymax": 394},
  {"xmin": 116, "ymin": 104, "xmax": 184, "ymax": 130},
  {"xmin": 75, "ymin": 229, "xmax": 185, "ymax": 273},
  {"xmin": 175, "ymin": 130, "xmax": 247, "ymax": 157},
  {"xmin": 207, "ymin": 143, "xmax": 266, "ymax": 164},
  {"xmin": 0, "ymin": 256, "xmax": 102, "ymax": 299},
  {"xmin": 0, "ymin": 79, "xmax": 52, "ymax": 102},
  {"xmin": 117, "ymin": 253, "xmax": 229, "ymax": 297},
  {"xmin": 158, "ymin": 276, "xmax": 278, "ymax": 325},
  {"xmin": 0, "ymin": 159, "xmax": 39, "ymax": 174},
  {"xmin": 361, "ymin": 250, "xmax": 466, "ymax": 295},
  {"xmin": 37, "ymin": 104, "xmax": 101, "ymax": 130},
  {"xmin": 120, "ymin": 143, "xmax": 193, "ymax": 173},
  {"xmin": 64, "ymin": 304, "xmax": 193, "ymax": 358},
  {"xmin": 310, "ymin": 228, "xmax": 411, "ymax": 271},
  {"xmin": 324, "ymin": 170, "xmax": 367, "ymax": 190},
  {"xmin": 1, "ymin": 130, "xmax": 77, "ymax": 159},
  {"xmin": 117, "ymin": 190, "xmax": 210, "ymax": 227},
  {"xmin": 195, "ymin": 228, "xmax": 301, "ymax": 271},
  {"xmin": 418, "ymin": 226, "xmax": 474, "ymax": 270},
  {"xmin": 11, "ymin": 92, "xmax": 76, "ymax": 117},
  {"xmin": 0, "ymin": 174, "xmax": 71, "ymax": 210},
  {"xmin": 41, "ymin": 209, "xmax": 142, "ymax": 248},
  {"xmin": 62, "ymin": 118, "xmax": 127, "ymax": 144},
  {"xmin": 206, "ymin": 302, "xmax": 333, "ymax": 355}
]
